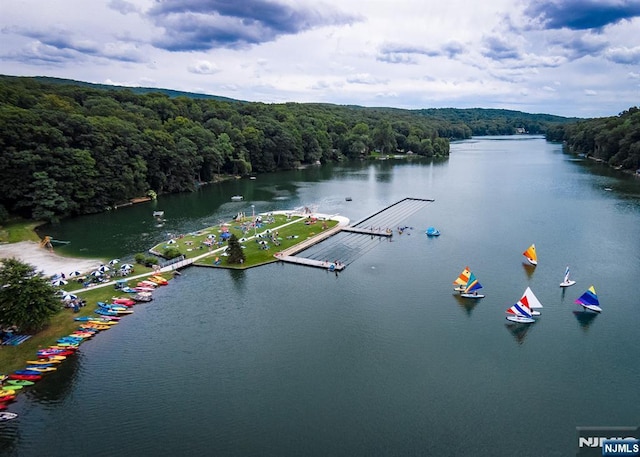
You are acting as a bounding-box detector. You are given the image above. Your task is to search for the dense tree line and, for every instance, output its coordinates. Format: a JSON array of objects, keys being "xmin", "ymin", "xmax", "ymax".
[
  {"xmin": 0, "ymin": 75, "xmax": 571, "ymax": 222},
  {"xmin": 546, "ymin": 107, "xmax": 640, "ymax": 172}
]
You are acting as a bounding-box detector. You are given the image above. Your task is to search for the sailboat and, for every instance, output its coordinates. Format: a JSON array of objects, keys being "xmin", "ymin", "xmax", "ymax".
[
  {"xmin": 523, "ymin": 244, "xmax": 538, "ymax": 265},
  {"xmin": 453, "ymin": 266, "xmax": 471, "ymax": 292},
  {"xmin": 460, "ymin": 271, "xmax": 484, "ymax": 298},
  {"xmin": 559, "ymin": 266, "xmax": 576, "ymax": 287},
  {"xmin": 522, "ymin": 286, "xmax": 543, "ymax": 316},
  {"xmin": 575, "ymin": 285, "xmax": 602, "ymax": 312},
  {"xmin": 505, "ymin": 294, "xmax": 536, "ymax": 323}
]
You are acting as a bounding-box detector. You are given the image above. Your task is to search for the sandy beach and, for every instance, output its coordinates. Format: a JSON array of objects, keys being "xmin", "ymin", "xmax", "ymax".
[{"xmin": 0, "ymin": 241, "xmax": 104, "ymax": 278}]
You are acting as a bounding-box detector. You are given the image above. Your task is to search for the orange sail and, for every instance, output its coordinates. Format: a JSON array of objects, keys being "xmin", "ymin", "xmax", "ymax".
[
  {"xmin": 453, "ymin": 266, "xmax": 471, "ymax": 287},
  {"xmin": 523, "ymin": 244, "xmax": 537, "ymax": 265}
]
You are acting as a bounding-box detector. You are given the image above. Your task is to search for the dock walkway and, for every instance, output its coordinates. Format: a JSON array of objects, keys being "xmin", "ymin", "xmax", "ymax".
[{"xmin": 341, "ymin": 227, "xmax": 393, "ymax": 237}]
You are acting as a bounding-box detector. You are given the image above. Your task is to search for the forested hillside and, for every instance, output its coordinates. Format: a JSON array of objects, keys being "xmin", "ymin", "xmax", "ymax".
[
  {"xmin": 0, "ymin": 75, "xmax": 571, "ymax": 222},
  {"xmin": 546, "ymin": 107, "xmax": 640, "ymax": 172}
]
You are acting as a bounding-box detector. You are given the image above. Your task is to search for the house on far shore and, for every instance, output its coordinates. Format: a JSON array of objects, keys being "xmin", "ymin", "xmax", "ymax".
[{"xmin": 515, "ymin": 127, "xmax": 527, "ymax": 134}]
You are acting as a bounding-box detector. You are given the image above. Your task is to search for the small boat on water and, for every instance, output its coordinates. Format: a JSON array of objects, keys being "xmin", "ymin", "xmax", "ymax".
[
  {"xmin": 575, "ymin": 285, "xmax": 602, "ymax": 312},
  {"xmin": 231, "ymin": 195, "xmax": 244, "ymax": 201},
  {"xmin": 459, "ymin": 271, "xmax": 484, "ymax": 299},
  {"xmin": 560, "ymin": 266, "xmax": 576, "ymax": 287},
  {"xmin": 522, "ymin": 287, "xmax": 543, "ymax": 316},
  {"xmin": 153, "ymin": 211, "xmax": 164, "ymax": 217},
  {"xmin": 425, "ymin": 226, "xmax": 440, "ymax": 236},
  {"xmin": 523, "ymin": 244, "xmax": 538, "ymax": 266},
  {"xmin": 0, "ymin": 412, "xmax": 18, "ymax": 422},
  {"xmin": 506, "ymin": 293, "xmax": 536, "ymax": 324},
  {"xmin": 453, "ymin": 266, "xmax": 471, "ymax": 292}
]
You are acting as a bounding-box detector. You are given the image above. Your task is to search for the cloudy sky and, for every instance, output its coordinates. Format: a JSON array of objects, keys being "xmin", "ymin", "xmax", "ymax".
[{"xmin": 2, "ymin": 0, "xmax": 639, "ymax": 117}]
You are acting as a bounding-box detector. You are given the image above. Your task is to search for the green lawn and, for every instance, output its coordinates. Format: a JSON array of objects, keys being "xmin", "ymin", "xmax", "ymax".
[
  {"xmin": 150, "ymin": 213, "xmax": 338, "ymax": 268},
  {"xmin": 0, "ymin": 219, "xmax": 43, "ymax": 243}
]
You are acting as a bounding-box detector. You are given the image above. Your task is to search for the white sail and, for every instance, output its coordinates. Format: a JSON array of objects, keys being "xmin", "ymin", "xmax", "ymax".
[{"xmin": 523, "ymin": 287, "xmax": 543, "ymax": 309}]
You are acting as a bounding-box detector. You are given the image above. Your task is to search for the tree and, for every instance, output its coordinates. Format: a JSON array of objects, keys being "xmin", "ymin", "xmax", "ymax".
[
  {"xmin": 0, "ymin": 258, "xmax": 61, "ymax": 332},
  {"xmin": 226, "ymin": 234, "xmax": 245, "ymax": 265}
]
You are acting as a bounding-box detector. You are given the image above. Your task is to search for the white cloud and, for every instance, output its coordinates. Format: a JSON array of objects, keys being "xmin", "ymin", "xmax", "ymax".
[
  {"xmin": 0, "ymin": 0, "xmax": 638, "ymax": 117},
  {"xmin": 188, "ymin": 60, "xmax": 220, "ymax": 75}
]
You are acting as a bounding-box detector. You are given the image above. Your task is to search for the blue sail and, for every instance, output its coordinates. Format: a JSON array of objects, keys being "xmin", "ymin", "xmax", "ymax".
[{"xmin": 464, "ymin": 272, "xmax": 483, "ymax": 293}]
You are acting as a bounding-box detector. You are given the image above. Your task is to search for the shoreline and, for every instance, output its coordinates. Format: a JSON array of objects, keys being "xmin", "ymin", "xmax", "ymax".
[{"xmin": 0, "ymin": 241, "xmax": 104, "ymax": 277}]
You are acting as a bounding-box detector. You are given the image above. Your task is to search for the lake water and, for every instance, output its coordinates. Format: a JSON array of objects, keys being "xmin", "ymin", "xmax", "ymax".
[{"xmin": 3, "ymin": 136, "xmax": 640, "ymax": 456}]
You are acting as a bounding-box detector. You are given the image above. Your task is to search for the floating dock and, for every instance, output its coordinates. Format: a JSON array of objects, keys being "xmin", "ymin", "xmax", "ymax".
[{"xmin": 276, "ymin": 255, "xmax": 346, "ymax": 271}]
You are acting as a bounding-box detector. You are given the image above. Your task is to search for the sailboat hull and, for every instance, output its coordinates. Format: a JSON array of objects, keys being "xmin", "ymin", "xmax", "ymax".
[
  {"xmin": 506, "ymin": 315, "xmax": 535, "ymax": 324},
  {"xmin": 460, "ymin": 293, "xmax": 484, "ymax": 299},
  {"xmin": 525, "ymin": 258, "xmax": 537, "ymax": 266},
  {"xmin": 560, "ymin": 280, "xmax": 576, "ymax": 287},
  {"xmin": 579, "ymin": 304, "xmax": 602, "ymax": 313}
]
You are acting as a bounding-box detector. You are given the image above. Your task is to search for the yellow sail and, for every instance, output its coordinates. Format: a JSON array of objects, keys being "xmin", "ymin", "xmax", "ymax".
[
  {"xmin": 453, "ymin": 266, "xmax": 471, "ymax": 286},
  {"xmin": 523, "ymin": 244, "xmax": 538, "ymax": 265}
]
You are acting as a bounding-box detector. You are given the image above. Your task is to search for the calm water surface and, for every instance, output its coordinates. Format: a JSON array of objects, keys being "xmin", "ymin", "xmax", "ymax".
[{"xmin": 3, "ymin": 136, "xmax": 640, "ymax": 457}]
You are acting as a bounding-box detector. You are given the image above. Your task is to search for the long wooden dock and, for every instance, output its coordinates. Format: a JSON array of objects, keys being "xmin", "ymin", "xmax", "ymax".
[
  {"xmin": 341, "ymin": 227, "xmax": 393, "ymax": 237},
  {"xmin": 277, "ymin": 255, "xmax": 346, "ymax": 271}
]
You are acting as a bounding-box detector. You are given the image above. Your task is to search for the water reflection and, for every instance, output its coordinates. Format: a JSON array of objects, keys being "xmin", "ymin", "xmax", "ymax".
[
  {"xmin": 573, "ymin": 310, "xmax": 599, "ymax": 331},
  {"xmin": 452, "ymin": 293, "xmax": 480, "ymax": 316},
  {"xmin": 228, "ymin": 269, "xmax": 247, "ymax": 293},
  {"xmin": 521, "ymin": 263, "xmax": 536, "ymax": 279},
  {"xmin": 25, "ymin": 351, "xmax": 82, "ymax": 405},
  {"xmin": 505, "ymin": 322, "xmax": 535, "ymax": 344}
]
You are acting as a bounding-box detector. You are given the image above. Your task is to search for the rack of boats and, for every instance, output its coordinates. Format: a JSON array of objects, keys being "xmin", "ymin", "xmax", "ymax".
[
  {"xmin": 0, "ymin": 274, "xmax": 169, "ymax": 421},
  {"xmin": 452, "ymin": 244, "xmax": 602, "ymax": 324}
]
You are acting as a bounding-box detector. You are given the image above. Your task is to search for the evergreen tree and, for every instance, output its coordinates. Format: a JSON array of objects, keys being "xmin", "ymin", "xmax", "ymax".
[{"xmin": 226, "ymin": 234, "xmax": 245, "ymax": 265}]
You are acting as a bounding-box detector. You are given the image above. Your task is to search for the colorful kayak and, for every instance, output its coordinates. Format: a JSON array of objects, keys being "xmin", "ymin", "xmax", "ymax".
[
  {"xmin": 25, "ymin": 366, "xmax": 57, "ymax": 373},
  {"xmin": 0, "ymin": 386, "xmax": 24, "ymax": 395},
  {"xmin": 9, "ymin": 374, "xmax": 42, "ymax": 381},
  {"xmin": 25, "ymin": 359, "xmax": 61, "ymax": 365},
  {"xmin": 6, "ymin": 379, "xmax": 35, "ymax": 386}
]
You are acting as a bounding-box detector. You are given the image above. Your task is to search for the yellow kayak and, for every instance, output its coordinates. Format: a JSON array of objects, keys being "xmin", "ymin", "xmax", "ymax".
[
  {"xmin": 26, "ymin": 359, "xmax": 62, "ymax": 365},
  {"xmin": 25, "ymin": 366, "xmax": 57, "ymax": 373}
]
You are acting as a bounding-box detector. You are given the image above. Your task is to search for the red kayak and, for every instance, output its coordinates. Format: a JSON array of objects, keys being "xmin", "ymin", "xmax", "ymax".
[
  {"xmin": 112, "ymin": 298, "xmax": 136, "ymax": 306},
  {"xmin": 9, "ymin": 373, "xmax": 42, "ymax": 381},
  {"xmin": 0, "ymin": 402, "xmax": 8, "ymax": 410},
  {"xmin": 0, "ymin": 395, "xmax": 16, "ymax": 403}
]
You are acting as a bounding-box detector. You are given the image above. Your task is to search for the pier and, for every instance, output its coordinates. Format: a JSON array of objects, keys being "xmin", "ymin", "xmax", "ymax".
[
  {"xmin": 277, "ymin": 197, "xmax": 434, "ymax": 270},
  {"xmin": 341, "ymin": 226, "xmax": 393, "ymax": 237}
]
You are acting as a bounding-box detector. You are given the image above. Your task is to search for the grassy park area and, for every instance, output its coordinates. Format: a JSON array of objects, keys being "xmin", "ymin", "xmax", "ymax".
[{"xmin": 150, "ymin": 212, "xmax": 339, "ymax": 268}]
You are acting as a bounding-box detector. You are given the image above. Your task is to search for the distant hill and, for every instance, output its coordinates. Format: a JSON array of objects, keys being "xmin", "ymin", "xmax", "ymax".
[{"xmin": 31, "ymin": 76, "xmax": 244, "ymax": 103}]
